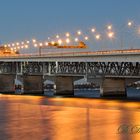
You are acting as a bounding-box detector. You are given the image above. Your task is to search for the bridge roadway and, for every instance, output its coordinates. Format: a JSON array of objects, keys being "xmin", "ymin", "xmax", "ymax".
[
  {"xmin": 0, "ymin": 49, "xmax": 140, "ymax": 62},
  {"xmin": 0, "ymin": 49, "xmax": 140, "ymax": 97}
]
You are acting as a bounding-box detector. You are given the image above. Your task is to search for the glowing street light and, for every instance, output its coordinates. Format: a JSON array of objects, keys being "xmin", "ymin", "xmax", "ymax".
[
  {"xmin": 4, "ymin": 45, "xmax": 7, "ymax": 48},
  {"xmin": 16, "ymin": 42, "xmax": 20, "ymax": 46},
  {"xmin": 107, "ymin": 32, "xmax": 115, "ymax": 39},
  {"xmin": 66, "ymin": 32, "xmax": 70, "ymax": 37},
  {"xmin": 66, "ymin": 38, "xmax": 70, "ymax": 44},
  {"xmin": 26, "ymin": 41, "xmax": 30, "ymax": 44},
  {"xmin": 107, "ymin": 25, "xmax": 112, "ymax": 30},
  {"xmin": 77, "ymin": 30, "xmax": 82, "ymax": 35},
  {"xmin": 39, "ymin": 43, "xmax": 43, "ymax": 47},
  {"xmin": 34, "ymin": 44, "xmax": 38, "ymax": 47},
  {"xmin": 45, "ymin": 42, "xmax": 48, "ymax": 46},
  {"xmin": 95, "ymin": 34, "xmax": 101, "ymax": 40},
  {"xmin": 84, "ymin": 36, "xmax": 89, "ymax": 40},
  {"xmin": 25, "ymin": 45, "xmax": 28, "ymax": 48},
  {"xmin": 91, "ymin": 28, "xmax": 96, "ymax": 32},
  {"xmin": 51, "ymin": 41, "xmax": 55, "ymax": 45},
  {"xmin": 56, "ymin": 35, "xmax": 59, "ymax": 39},
  {"xmin": 74, "ymin": 38, "xmax": 79, "ymax": 42},
  {"xmin": 12, "ymin": 43, "xmax": 15, "ymax": 47},
  {"xmin": 58, "ymin": 39, "xmax": 62, "ymax": 45},
  {"xmin": 128, "ymin": 21, "xmax": 133, "ymax": 27},
  {"xmin": 32, "ymin": 39, "xmax": 36, "ymax": 43}
]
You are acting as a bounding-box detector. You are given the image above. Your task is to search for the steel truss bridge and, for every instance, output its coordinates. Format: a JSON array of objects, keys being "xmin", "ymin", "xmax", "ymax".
[{"xmin": 0, "ymin": 49, "xmax": 140, "ymax": 96}]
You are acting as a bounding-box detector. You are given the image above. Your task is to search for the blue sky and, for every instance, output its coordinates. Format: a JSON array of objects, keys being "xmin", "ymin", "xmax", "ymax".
[{"xmin": 0, "ymin": 0, "xmax": 140, "ymax": 51}]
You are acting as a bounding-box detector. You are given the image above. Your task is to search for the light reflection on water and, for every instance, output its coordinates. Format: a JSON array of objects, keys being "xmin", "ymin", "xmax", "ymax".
[{"xmin": 0, "ymin": 89, "xmax": 140, "ymax": 140}]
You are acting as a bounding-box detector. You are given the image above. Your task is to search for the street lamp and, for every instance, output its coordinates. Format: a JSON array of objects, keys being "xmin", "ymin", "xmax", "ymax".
[
  {"xmin": 95, "ymin": 34, "xmax": 101, "ymax": 40},
  {"xmin": 119, "ymin": 20, "xmax": 136, "ymax": 49},
  {"xmin": 77, "ymin": 30, "xmax": 82, "ymax": 35},
  {"xmin": 107, "ymin": 31, "xmax": 115, "ymax": 39},
  {"xmin": 91, "ymin": 28, "xmax": 96, "ymax": 33}
]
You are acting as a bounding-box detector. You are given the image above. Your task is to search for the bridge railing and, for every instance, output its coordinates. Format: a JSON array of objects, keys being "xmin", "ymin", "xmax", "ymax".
[{"xmin": 0, "ymin": 49, "xmax": 140, "ymax": 58}]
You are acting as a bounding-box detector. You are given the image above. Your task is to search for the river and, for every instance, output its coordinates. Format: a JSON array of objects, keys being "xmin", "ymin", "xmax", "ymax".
[{"xmin": 0, "ymin": 88, "xmax": 140, "ymax": 140}]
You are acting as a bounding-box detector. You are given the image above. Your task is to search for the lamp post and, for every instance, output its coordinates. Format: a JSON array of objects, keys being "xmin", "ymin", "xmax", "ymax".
[
  {"xmin": 39, "ymin": 46, "xmax": 42, "ymax": 56},
  {"xmin": 119, "ymin": 21, "xmax": 135, "ymax": 50}
]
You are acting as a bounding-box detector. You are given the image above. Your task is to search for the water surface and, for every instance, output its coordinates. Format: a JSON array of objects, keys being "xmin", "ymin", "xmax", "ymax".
[{"xmin": 0, "ymin": 88, "xmax": 140, "ymax": 140}]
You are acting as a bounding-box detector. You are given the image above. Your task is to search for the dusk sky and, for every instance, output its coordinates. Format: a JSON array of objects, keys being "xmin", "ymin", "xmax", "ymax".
[{"xmin": 0, "ymin": 0, "xmax": 140, "ymax": 51}]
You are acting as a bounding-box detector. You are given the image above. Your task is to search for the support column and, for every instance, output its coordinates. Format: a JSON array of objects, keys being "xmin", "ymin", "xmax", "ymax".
[
  {"xmin": 23, "ymin": 75, "xmax": 43, "ymax": 94},
  {"xmin": 54, "ymin": 76, "xmax": 74, "ymax": 96},
  {"xmin": 100, "ymin": 78, "xmax": 127, "ymax": 97},
  {"xmin": 0, "ymin": 74, "xmax": 15, "ymax": 93}
]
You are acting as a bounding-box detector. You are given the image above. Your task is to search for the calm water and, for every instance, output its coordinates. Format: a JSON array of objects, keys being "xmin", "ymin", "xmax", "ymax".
[{"xmin": 0, "ymin": 88, "xmax": 140, "ymax": 140}]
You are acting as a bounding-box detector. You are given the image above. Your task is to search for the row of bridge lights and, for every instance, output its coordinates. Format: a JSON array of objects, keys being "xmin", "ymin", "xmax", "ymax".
[{"xmin": 3, "ymin": 20, "xmax": 135, "ymax": 52}]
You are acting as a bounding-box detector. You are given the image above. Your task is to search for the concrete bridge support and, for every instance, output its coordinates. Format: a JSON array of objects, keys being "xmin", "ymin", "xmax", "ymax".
[
  {"xmin": 100, "ymin": 78, "xmax": 127, "ymax": 97},
  {"xmin": 54, "ymin": 76, "xmax": 74, "ymax": 96},
  {"xmin": 0, "ymin": 74, "xmax": 15, "ymax": 93},
  {"xmin": 23, "ymin": 75, "xmax": 44, "ymax": 94}
]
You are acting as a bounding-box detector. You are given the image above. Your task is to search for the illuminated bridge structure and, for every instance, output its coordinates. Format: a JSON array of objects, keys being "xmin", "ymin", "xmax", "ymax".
[{"xmin": 0, "ymin": 49, "xmax": 140, "ymax": 97}]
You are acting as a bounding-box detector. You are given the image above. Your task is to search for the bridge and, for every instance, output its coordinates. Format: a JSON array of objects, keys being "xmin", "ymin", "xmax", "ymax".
[{"xmin": 0, "ymin": 49, "xmax": 139, "ymax": 97}]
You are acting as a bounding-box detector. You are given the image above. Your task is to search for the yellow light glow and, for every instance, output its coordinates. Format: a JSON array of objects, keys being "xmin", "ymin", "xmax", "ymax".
[
  {"xmin": 4, "ymin": 45, "xmax": 7, "ymax": 47},
  {"xmin": 77, "ymin": 30, "xmax": 82, "ymax": 35},
  {"xmin": 34, "ymin": 44, "xmax": 38, "ymax": 47},
  {"xmin": 108, "ymin": 32, "xmax": 114, "ymax": 38},
  {"xmin": 66, "ymin": 38, "xmax": 70, "ymax": 44},
  {"xmin": 128, "ymin": 21, "xmax": 133, "ymax": 27},
  {"xmin": 84, "ymin": 36, "xmax": 89, "ymax": 40},
  {"xmin": 95, "ymin": 34, "xmax": 101, "ymax": 40},
  {"xmin": 16, "ymin": 42, "xmax": 20, "ymax": 46},
  {"xmin": 56, "ymin": 35, "xmax": 59, "ymax": 39},
  {"xmin": 26, "ymin": 41, "xmax": 30, "ymax": 44},
  {"xmin": 39, "ymin": 43, "xmax": 43, "ymax": 46},
  {"xmin": 91, "ymin": 28, "xmax": 96, "ymax": 32},
  {"xmin": 12, "ymin": 43, "xmax": 15, "ymax": 47},
  {"xmin": 25, "ymin": 45, "xmax": 28, "ymax": 48},
  {"xmin": 66, "ymin": 32, "xmax": 70, "ymax": 37},
  {"xmin": 58, "ymin": 39, "xmax": 62, "ymax": 45},
  {"xmin": 74, "ymin": 38, "xmax": 79, "ymax": 42},
  {"xmin": 32, "ymin": 39, "xmax": 36, "ymax": 43},
  {"xmin": 51, "ymin": 41, "xmax": 55, "ymax": 45},
  {"xmin": 21, "ymin": 46, "xmax": 24, "ymax": 48},
  {"xmin": 107, "ymin": 25, "xmax": 112, "ymax": 30},
  {"xmin": 45, "ymin": 42, "xmax": 48, "ymax": 46}
]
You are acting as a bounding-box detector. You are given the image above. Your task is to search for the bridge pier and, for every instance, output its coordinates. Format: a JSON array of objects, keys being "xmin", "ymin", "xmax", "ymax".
[
  {"xmin": 23, "ymin": 75, "xmax": 44, "ymax": 94},
  {"xmin": 100, "ymin": 78, "xmax": 127, "ymax": 97},
  {"xmin": 0, "ymin": 74, "xmax": 15, "ymax": 93},
  {"xmin": 54, "ymin": 76, "xmax": 74, "ymax": 96}
]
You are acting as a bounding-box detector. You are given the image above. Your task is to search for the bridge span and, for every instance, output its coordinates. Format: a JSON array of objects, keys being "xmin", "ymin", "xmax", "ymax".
[{"xmin": 0, "ymin": 49, "xmax": 140, "ymax": 97}]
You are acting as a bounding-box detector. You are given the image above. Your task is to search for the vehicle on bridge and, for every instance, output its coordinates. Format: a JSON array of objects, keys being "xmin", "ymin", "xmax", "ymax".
[
  {"xmin": 46, "ymin": 41, "xmax": 88, "ymax": 49},
  {"xmin": 0, "ymin": 45, "xmax": 19, "ymax": 55}
]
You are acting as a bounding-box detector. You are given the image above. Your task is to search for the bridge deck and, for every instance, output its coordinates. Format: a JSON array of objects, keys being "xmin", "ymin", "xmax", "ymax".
[{"xmin": 0, "ymin": 49, "xmax": 140, "ymax": 62}]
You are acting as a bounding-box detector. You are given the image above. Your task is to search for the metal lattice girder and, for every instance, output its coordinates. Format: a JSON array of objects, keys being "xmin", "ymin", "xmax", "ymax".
[{"xmin": 0, "ymin": 62, "xmax": 139, "ymax": 77}]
